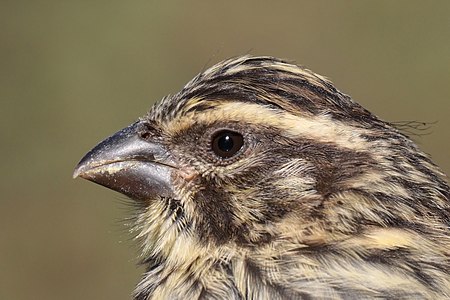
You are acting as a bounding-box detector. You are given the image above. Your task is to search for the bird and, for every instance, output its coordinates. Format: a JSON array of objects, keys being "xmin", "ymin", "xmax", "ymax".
[{"xmin": 73, "ymin": 56, "xmax": 450, "ymax": 299}]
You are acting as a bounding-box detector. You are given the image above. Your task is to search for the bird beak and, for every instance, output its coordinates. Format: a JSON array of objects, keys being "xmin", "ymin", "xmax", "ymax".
[{"xmin": 73, "ymin": 122, "xmax": 177, "ymax": 201}]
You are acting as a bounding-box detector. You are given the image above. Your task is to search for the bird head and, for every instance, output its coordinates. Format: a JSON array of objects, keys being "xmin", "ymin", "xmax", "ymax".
[{"xmin": 74, "ymin": 56, "xmax": 449, "ymax": 298}]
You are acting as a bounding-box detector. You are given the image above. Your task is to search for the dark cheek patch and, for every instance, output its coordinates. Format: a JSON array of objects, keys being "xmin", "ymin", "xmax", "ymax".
[
  {"xmin": 296, "ymin": 143, "xmax": 375, "ymax": 197},
  {"xmin": 175, "ymin": 120, "xmax": 377, "ymax": 246},
  {"xmin": 193, "ymin": 185, "xmax": 240, "ymax": 244}
]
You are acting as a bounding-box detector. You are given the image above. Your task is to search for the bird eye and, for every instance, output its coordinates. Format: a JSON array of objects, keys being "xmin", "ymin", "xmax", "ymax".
[{"xmin": 211, "ymin": 130, "xmax": 244, "ymax": 158}]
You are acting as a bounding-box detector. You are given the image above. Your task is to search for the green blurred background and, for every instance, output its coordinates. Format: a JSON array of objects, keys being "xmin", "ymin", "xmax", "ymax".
[{"xmin": 1, "ymin": 1, "xmax": 449, "ymax": 299}]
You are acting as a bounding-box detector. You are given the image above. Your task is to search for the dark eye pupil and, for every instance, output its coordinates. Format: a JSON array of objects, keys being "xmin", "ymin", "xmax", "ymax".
[
  {"xmin": 212, "ymin": 130, "xmax": 244, "ymax": 158},
  {"xmin": 218, "ymin": 135, "xmax": 234, "ymax": 152}
]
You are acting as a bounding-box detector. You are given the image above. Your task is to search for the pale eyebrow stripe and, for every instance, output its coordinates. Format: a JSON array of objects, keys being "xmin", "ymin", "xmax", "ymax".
[{"xmin": 166, "ymin": 101, "xmax": 371, "ymax": 151}]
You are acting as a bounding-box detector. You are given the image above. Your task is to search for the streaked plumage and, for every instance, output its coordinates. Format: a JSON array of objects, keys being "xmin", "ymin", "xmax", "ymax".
[{"xmin": 74, "ymin": 56, "xmax": 450, "ymax": 299}]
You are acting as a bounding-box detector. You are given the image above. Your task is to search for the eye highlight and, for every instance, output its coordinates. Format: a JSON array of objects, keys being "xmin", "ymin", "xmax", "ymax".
[{"xmin": 211, "ymin": 130, "xmax": 244, "ymax": 159}]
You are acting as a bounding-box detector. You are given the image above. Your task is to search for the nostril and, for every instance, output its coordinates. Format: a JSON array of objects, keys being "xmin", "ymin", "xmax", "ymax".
[
  {"xmin": 138, "ymin": 121, "xmax": 160, "ymax": 140},
  {"xmin": 140, "ymin": 131, "xmax": 151, "ymax": 139}
]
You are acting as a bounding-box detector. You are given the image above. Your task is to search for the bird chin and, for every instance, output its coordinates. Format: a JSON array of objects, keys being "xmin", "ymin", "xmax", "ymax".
[{"xmin": 76, "ymin": 160, "xmax": 175, "ymax": 202}]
